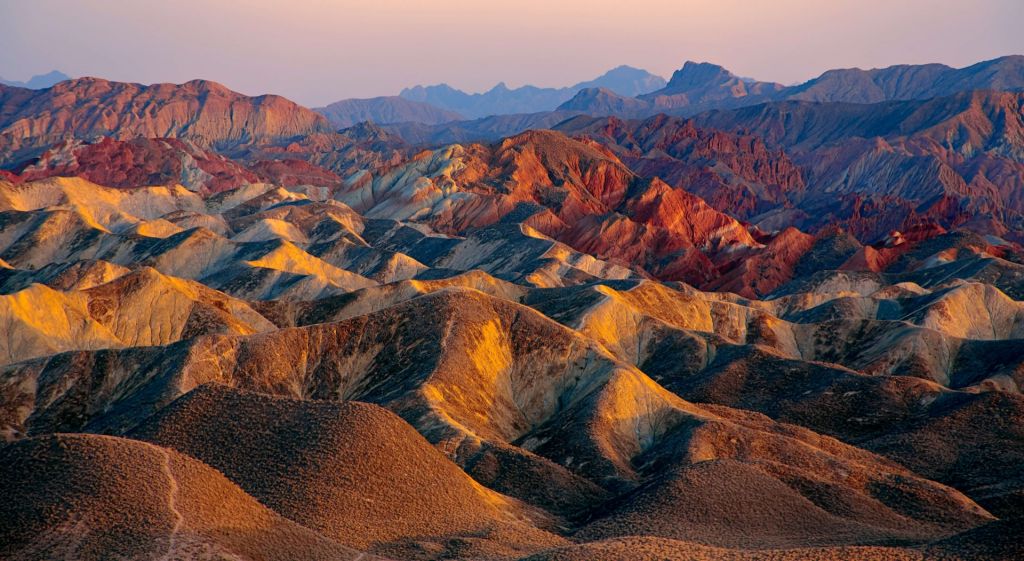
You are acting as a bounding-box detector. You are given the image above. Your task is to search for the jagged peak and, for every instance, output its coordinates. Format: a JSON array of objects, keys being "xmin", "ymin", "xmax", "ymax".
[{"xmin": 667, "ymin": 61, "xmax": 737, "ymax": 87}]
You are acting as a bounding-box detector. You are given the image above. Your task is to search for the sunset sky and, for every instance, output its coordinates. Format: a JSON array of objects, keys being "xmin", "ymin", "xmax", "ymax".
[{"xmin": 1, "ymin": 0, "xmax": 1021, "ymax": 105}]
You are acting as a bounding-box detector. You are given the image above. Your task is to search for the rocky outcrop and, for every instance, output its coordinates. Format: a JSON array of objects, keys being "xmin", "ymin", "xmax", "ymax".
[
  {"xmin": 9, "ymin": 137, "xmax": 259, "ymax": 194},
  {"xmin": 0, "ymin": 78, "xmax": 331, "ymax": 166}
]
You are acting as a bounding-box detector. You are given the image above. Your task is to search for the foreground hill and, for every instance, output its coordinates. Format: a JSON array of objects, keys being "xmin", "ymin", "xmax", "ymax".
[
  {"xmin": 131, "ymin": 384, "xmax": 564, "ymax": 558},
  {"xmin": 0, "ymin": 433, "xmax": 370, "ymax": 561}
]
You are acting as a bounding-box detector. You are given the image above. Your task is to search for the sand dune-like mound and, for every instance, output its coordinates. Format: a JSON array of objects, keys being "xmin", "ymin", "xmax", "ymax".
[
  {"xmin": 0, "ymin": 266, "xmax": 276, "ymax": 366},
  {"xmin": 309, "ymin": 238, "xmax": 429, "ymax": 283},
  {"xmin": 255, "ymin": 269, "xmax": 528, "ymax": 327},
  {"xmin": 864, "ymin": 391, "xmax": 1024, "ymax": 517},
  {"xmin": 0, "ymin": 259, "xmax": 129, "ymax": 293},
  {"xmin": 128, "ymin": 217, "xmax": 185, "ymax": 238},
  {"xmin": 226, "ymin": 199, "xmax": 365, "ymax": 243},
  {"xmin": 0, "ymin": 283, "xmax": 121, "ymax": 364},
  {"xmin": 784, "ymin": 281, "xmax": 1024, "ymax": 341},
  {"xmin": 236, "ymin": 239, "xmax": 376, "ymax": 291},
  {"xmin": 568, "ymin": 399, "xmax": 992, "ymax": 547},
  {"xmin": 0, "ymin": 433, "xmax": 369, "ymax": 561},
  {"xmin": 926, "ymin": 518, "xmax": 1024, "ymax": 561},
  {"xmin": 660, "ymin": 342, "xmax": 1024, "ymax": 517},
  {"xmin": 520, "ymin": 536, "xmax": 925, "ymax": 561},
  {"xmin": 230, "ymin": 216, "xmax": 312, "ymax": 243},
  {"xmin": 0, "ymin": 208, "xmax": 123, "ymax": 268},
  {"xmin": 128, "ymin": 229, "xmax": 379, "ymax": 300},
  {"xmin": 577, "ymin": 458, "xmax": 945, "ymax": 548},
  {"xmin": 83, "ymin": 267, "xmax": 277, "ymax": 345},
  {"xmin": 130, "ymin": 384, "xmax": 564, "ymax": 557},
  {"xmin": 370, "ymin": 221, "xmax": 635, "ymax": 288},
  {"xmin": 2, "ymin": 289, "xmax": 993, "ymax": 547},
  {"xmin": 0, "ymin": 177, "xmax": 205, "ymax": 226}
]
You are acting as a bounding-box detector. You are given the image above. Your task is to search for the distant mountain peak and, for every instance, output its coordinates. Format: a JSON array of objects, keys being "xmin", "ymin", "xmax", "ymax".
[
  {"xmin": 395, "ymin": 66, "xmax": 666, "ymax": 119},
  {"xmin": 315, "ymin": 96, "xmax": 463, "ymax": 128},
  {"xmin": 339, "ymin": 119, "xmax": 405, "ymax": 143},
  {"xmin": 556, "ymin": 87, "xmax": 651, "ymax": 116},
  {"xmin": 594, "ymin": 64, "xmax": 662, "ymax": 78},
  {"xmin": 573, "ymin": 65, "xmax": 667, "ymax": 97},
  {"xmin": 0, "ymin": 70, "xmax": 71, "ymax": 89},
  {"xmin": 667, "ymin": 61, "xmax": 737, "ymax": 88}
]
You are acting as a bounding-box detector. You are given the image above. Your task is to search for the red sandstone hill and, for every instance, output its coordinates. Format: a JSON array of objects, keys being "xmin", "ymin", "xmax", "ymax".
[
  {"xmin": 693, "ymin": 90, "xmax": 1024, "ymax": 241},
  {"xmin": 0, "ymin": 78, "xmax": 331, "ymax": 167},
  {"xmin": 554, "ymin": 113, "xmax": 806, "ymax": 219},
  {"xmin": 5, "ymin": 136, "xmax": 344, "ymax": 193},
  {"xmin": 340, "ymin": 128, "xmax": 759, "ymax": 285},
  {"xmin": 9, "ymin": 137, "xmax": 259, "ymax": 194}
]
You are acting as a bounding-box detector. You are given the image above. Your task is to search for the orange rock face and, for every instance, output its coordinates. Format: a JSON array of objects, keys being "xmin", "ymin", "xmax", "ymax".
[
  {"xmin": 0, "ymin": 78, "xmax": 331, "ymax": 166},
  {"xmin": 11, "ymin": 137, "xmax": 259, "ymax": 194},
  {"xmin": 556, "ymin": 114, "xmax": 806, "ymax": 219}
]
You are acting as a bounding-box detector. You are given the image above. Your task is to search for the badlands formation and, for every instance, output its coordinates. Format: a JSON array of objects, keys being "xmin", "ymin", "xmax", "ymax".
[{"xmin": 1, "ymin": 57, "xmax": 1024, "ymax": 560}]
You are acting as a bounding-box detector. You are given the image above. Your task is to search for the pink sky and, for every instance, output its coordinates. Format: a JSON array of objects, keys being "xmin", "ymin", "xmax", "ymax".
[{"xmin": 1, "ymin": 0, "xmax": 1021, "ymax": 106}]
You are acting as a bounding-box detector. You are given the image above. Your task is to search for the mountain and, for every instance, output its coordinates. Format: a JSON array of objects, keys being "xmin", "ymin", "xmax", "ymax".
[
  {"xmin": 3, "ymin": 58, "xmax": 1024, "ymax": 561},
  {"xmin": 315, "ymin": 96, "xmax": 464, "ymax": 128},
  {"xmin": 638, "ymin": 61, "xmax": 785, "ymax": 112},
  {"xmin": 3, "ymin": 152, "xmax": 1024, "ymax": 559},
  {"xmin": 553, "ymin": 114, "xmax": 806, "ymax": 219},
  {"xmin": 399, "ymin": 65, "xmax": 666, "ymax": 118},
  {"xmin": 693, "ymin": 90, "xmax": 1024, "ymax": 240},
  {"xmin": 781, "ymin": 55, "xmax": 1024, "ymax": 103},
  {"xmin": 338, "ymin": 128, "xmax": 759, "ymax": 286},
  {"xmin": 8, "ymin": 136, "xmax": 260, "ymax": 194},
  {"xmin": 571, "ymin": 65, "xmax": 669, "ymax": 96},
  {"xmin": 0, "ymin": 77, "xmax": 332, "ymax": 167},
  {"xmin": 563, "ymin": 56, "xmax": 1024, "ymax": 118},
  {"xmin": 379, "ymin": 110, "xmax": 585, "ymax": 145},
  {"xmin": 0, "ymin": 70, "xmax": 70, "ymax": 89},
  {"xmin": 557, "ymin": 88, "xmax": 652, "ymax": 117}
]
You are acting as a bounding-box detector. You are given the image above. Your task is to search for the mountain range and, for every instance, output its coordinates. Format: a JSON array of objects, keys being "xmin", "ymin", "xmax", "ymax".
[
  {"xmin": 569, "ymin": 56, "xmax": 1024, "ymax": 116},
  {"xmin": 0, "ymin": 70, "xmax": 70, "ymax": 89},
  {"xmin": 398, "ymin": 65, "xmax": 668, "ymax": 119},
  {"xmin": 312, "ymin": 56, "xmax": 1024, "ymax": 127},
  {"xmin": 1, "ymin": 54, "xmax": 1024, "ymax": 560}
]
